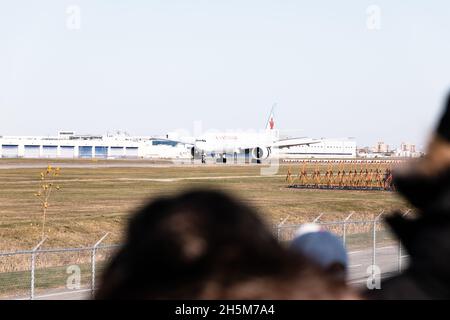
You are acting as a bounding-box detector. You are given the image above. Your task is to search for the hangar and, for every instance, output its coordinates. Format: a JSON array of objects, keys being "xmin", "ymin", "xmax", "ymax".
[{"xmin": 0, "ymin": 131, "xmax": 190, "ymax": 159}]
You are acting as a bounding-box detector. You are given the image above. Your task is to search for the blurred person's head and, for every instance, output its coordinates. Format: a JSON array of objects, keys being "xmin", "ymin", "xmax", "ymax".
[
  {"xmin": 95, "ymin": 189, "xmax": 356, "ymax": 299},
  {"xmin": 394, "ymin": 92, "xmax": 450, "ymax": 176},
  {"xmin": 394, "ymin": 91, "xmax": 450, "ymax": 212},
  {"xmin": 290, "ymin": 223, "xmax": 348, "ymax": 282},
  {"xmin": 422, "ymin": 91, "xmax": 450, "ymax": 175}
]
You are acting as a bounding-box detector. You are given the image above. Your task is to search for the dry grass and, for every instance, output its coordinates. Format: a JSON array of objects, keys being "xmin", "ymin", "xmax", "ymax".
[{"xmin": 0, "ymin": 160, "xmax": 409, "ymax": 251}]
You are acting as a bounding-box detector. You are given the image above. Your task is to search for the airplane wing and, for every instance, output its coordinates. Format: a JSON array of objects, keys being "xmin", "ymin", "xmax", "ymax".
[
  {"xmin": 231, "ymin": 138, "xmax": 322, "ymax": 151},
  {"xmin": 271, "ymin": 138, "xmax": 322, "ymax": 148},
  {"xmin": 150, "ymin": 137, "xmax": 194, "ymax": 146}
]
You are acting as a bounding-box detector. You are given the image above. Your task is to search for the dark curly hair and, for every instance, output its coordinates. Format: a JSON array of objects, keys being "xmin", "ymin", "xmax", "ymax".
[{"xmin": 95, "ymin": 189, "xmax": 353, "ymax": 299}]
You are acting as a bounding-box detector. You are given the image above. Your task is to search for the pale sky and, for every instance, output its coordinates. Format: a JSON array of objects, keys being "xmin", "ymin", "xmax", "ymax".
[{"xmin": 1, "ymin": 0, "xmax": 450, "ymax": 148}]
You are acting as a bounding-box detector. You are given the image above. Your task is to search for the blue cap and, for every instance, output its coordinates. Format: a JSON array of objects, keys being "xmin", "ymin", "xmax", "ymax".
[{"xmin": 290, "ymin": 228, "xmax": 348, "ymax": 271}]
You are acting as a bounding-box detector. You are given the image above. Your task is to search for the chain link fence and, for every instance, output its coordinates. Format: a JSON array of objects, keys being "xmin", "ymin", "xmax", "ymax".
[
  {"xmin": 275, "ymin": 211, "xmax": 410, "ymax": 285},
  {"xmin": 0, "ymin": 240, "xmax": 120, "ymax": 300},
  {"xmin": 0, "ymin": 213, "xmax": 409, "ymax": 299}
]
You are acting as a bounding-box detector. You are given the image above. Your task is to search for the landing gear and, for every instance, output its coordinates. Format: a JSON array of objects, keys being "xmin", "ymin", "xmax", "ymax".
[
  {"xmin": 244, "ymin": 149, "xmax": 250, "ymax": 164},
  {"xmin": 191, "ymin": 147, "xmax": 207, "ymax": 164},
  {"xmin": 216, "ymin": 153, "xmax": 227, "ymax": 163},
  {"xmin": 191, "ymin": 147, "xmax": 195, "ymax": 164},
  {"xmin": 255, "ymin": 148, "xmax": 262, "ymax": 164}
]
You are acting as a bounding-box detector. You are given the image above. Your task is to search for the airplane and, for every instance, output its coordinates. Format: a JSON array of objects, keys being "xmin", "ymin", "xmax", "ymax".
[{"xmin": 169, "ymin": 104, "xmax": 321, "ymax": 163}]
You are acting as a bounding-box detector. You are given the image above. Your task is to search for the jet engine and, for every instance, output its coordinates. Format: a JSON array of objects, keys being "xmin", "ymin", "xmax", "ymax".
[{"xmin": 251, "ymin": 146, "xmax": 271, "ymax": 160}]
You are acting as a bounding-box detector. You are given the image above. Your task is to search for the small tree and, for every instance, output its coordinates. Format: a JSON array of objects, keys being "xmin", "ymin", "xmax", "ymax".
[{"xmin": 35, "ymin": 165, "xmax": 61, "ymax": 240}]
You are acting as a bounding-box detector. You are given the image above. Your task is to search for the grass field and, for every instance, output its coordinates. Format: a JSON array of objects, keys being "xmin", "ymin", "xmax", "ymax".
[{"xmin": 0, "ymin": 159, "xmax": 410, "ymax": 251}]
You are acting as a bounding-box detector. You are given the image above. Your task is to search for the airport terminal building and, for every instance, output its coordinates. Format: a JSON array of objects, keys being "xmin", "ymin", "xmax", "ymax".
[{"xmin": 0, "ymin": 131, "xmax": 190, "ymax": 159}]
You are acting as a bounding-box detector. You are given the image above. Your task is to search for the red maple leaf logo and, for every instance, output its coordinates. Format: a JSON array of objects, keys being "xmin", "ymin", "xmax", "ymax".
[{"xmin": 269, "ymin": 117, "xmax": 274, "ymax": 129}]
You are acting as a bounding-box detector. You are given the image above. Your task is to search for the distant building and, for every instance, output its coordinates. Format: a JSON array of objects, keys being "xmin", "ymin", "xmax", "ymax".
[
  {"xmin": 395, "ymin": 142, "xmax": 420, "ymax": 158},
  {"xmin": 400, "ymin": 143, "xmax": 416, "ymax": 153},
  {"xmin": 356, "ymin": 147, "xmax": 371, "ymax": 158},
  {"xmin": 372, "ymin": 141, "xmax": 390, "ymax": 153},
  {"xmin": 357, "ymin": 141, "xmax": 422, "ymax": 158},
  {"xmin": 0, "ymin": 131, "xmax": 191, "ymax": 159},
  {"xmin": 356, "ymin": 141, "xmax": 393, "ymax": 158}
]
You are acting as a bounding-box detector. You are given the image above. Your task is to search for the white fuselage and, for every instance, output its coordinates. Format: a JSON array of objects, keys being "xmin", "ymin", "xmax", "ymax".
[{"xmin": 193, "ymin": 131, "xmax": 276, "ymax": 155}]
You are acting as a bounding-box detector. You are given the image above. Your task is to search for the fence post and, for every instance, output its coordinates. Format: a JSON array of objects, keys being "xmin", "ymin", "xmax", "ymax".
[
  {"xmin": 277, "ymin": 215, "xmax": 290, "ymax": 242},
  {"xmin": 342, "ymin": 212, "xmax": 354, "ymax": 247},
  {"xmin": 30, "ymin": 237, "xmax": 47, "ymax": 300},
  {"xmin": 372, "ymin": 211, "xmax": 384, "ymax": 274},
  {"xmin": 91, "ymin": 233, "xmax": 109, "ymax": 298},
  {"xmin": 398, "ymin": 210, "xmax": 411, "ymax": 272}
]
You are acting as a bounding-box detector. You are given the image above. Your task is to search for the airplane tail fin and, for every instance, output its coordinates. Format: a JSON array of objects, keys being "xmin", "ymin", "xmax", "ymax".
[{"xmin": 265, "ymin": 103, "xmax": 276, "ymax": 131}]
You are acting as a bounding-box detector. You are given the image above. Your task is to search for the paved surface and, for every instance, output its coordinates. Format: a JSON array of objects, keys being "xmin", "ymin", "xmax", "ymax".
[
  {"xmin": 3, "ymin": 174, "xmax": 285, "ymax": 185},
  {"xmin": 0, "ymin": 160, "xmax": 269, "ymax": 170},
  {"xmin": 6, "ymin": 245, "xmax": 408, "ymax": 300},
  {"xmin": 347, "ymin": 245, "xmax": 408, "ymax": 287}
]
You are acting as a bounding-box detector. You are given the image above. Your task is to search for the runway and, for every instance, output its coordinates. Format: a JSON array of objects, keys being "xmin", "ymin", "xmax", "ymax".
[
  {"xmin": 0, "ymin": 160, "xmax": 269, "ymax": 170},
  {"xmin": 348, "ymin": 245, "xmax": 408, "ymax": 287}
]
